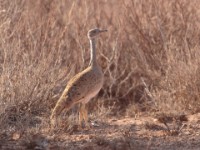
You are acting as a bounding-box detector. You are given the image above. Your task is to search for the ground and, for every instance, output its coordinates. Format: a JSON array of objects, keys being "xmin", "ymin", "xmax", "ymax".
[{"xmin": 1, "ymin": 113, "xmax": 200, "ymax": 150}]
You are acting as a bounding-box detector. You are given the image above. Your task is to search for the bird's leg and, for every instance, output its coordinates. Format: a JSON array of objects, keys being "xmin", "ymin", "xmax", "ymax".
[
  {"xmin": 82, "ymin": 104, "xmax": 90, "ymax": 129},
  {"xmin": 78, "ymin": 103, "xmax": 84, "ymax": 129},
  {"xmin": 50, "ymin": 117, "xmax": 57, "ymax": 130}
]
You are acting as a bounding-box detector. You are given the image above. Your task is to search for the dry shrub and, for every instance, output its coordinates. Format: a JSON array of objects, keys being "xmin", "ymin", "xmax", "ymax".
[
  {"xmin": 121, "ymin": 0, "xmax": 200, "ymax": 115},
  {"xmin": 0, "ymin": 0, "xmax": 200, "ymax": 131}
]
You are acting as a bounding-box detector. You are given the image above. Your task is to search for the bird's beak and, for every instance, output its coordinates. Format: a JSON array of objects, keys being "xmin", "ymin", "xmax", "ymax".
[{"xmin": 100, "ymin": 29, "xmax": 108, "ymax": 32}]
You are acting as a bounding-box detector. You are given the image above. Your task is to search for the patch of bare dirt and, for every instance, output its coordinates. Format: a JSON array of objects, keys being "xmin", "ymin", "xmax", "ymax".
[{"xmin": 1, "ymin": 113, "xmax": 200, "ymax": 150}]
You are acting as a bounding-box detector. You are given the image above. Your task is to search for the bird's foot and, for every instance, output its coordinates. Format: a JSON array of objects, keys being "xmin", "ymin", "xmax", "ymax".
[
  {"xmin": 78, "ymin": 125, "xmax": 83, "ymax": 130},
  {"xmin": 84, "ymin": 124, "xmax": 91, "ymax": 131},
  {"xmin": 77, "ymin": 123, "xmax": 92, "ymax": 131}
]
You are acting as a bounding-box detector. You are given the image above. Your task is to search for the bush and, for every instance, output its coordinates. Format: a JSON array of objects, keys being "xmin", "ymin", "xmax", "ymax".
[{"xmin": 0, "ymin": 0, "xmax": 200, "ymax": 130}]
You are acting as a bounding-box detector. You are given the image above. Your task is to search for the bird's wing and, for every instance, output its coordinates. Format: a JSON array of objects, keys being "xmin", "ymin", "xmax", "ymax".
[{"xmin": 60, "ymin": 67, "xmax": 94, "ymax": 102}]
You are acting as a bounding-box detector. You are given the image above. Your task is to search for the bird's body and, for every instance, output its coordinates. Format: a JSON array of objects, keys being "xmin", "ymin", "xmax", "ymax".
[{"xmin": 50, "ymin": 28, "xmax": 107, "ymax": 128}]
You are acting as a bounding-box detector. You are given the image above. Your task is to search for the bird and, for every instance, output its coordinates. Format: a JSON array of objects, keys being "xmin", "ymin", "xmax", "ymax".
[{"xmin": 50, "ymin": 28, "xmax": 107, "ymax": 129}]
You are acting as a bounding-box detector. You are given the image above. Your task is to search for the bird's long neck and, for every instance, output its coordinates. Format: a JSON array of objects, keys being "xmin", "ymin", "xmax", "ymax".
[{"xmin": 89, "ymin": 38, "xmax": 97, "ymax": 66}]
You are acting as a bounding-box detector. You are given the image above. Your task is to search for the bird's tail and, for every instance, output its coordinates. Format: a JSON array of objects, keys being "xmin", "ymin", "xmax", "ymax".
[{"xmin": 50, "ymin": 95, "xmax": 73, "ymax": 127}]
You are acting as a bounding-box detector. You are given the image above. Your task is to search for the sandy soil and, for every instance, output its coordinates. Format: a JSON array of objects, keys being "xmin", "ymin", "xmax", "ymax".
[{"xmin": 1, "ymin": 113, "xmax": 200, "ymax": 150}]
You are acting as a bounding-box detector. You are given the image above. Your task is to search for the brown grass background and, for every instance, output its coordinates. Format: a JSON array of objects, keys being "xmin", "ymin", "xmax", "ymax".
[{"xmin": 0, "ymin": 0, "xmax": 200, "ymax": 131}]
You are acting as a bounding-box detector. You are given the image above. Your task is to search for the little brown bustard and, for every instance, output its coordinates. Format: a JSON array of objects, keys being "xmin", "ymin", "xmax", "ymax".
[{"xmin": 50, "ymin": 28, "xmax": 107, "ymax": 128}]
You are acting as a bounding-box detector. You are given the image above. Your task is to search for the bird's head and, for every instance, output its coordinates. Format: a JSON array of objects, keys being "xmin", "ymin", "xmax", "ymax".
[{"xmin": 87, "ymin": 28, "xmax": 107, "ymax": 39}]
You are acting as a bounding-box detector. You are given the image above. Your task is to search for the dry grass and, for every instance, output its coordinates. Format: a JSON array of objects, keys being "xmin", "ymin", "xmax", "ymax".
[{"xmin": 0, "ymin": 0, "xmax": 200, "ymax": 149}]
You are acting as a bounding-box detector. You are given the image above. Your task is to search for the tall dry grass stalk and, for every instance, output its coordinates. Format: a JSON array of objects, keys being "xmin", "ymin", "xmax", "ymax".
[{"xmin": 0, "ymin": 0, "xmax": 200, "ymax": 131}]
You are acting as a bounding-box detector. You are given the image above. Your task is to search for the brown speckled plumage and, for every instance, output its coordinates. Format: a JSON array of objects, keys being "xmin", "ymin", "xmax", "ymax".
[{"xmin": 50, "ymin": 28, "xmax": 107, "ymax": 128}]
